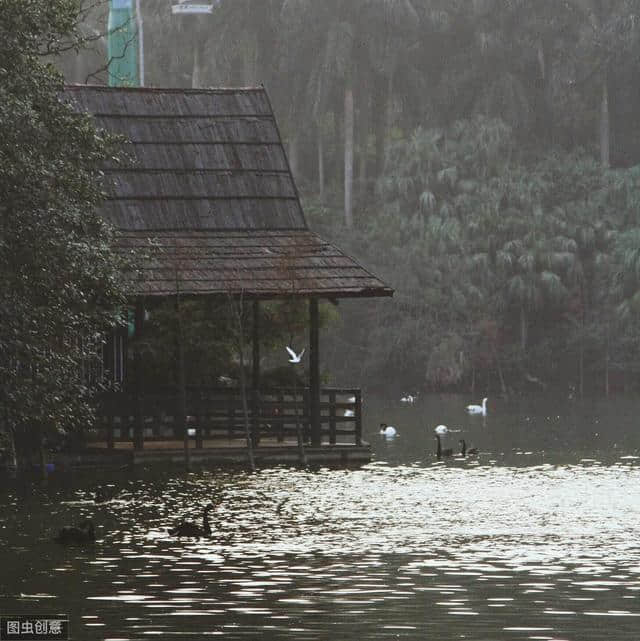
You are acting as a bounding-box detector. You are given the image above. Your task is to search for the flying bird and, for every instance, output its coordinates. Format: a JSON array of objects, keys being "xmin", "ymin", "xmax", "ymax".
[{"xmin": 286, "ymin": 346, "xmax": 305, "ymax": 363}]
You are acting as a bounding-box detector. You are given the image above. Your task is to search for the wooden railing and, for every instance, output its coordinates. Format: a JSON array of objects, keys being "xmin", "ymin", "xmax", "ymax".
[{"xmin": 96, "ymin": 387, "xmax": 362, "ymax": 448}]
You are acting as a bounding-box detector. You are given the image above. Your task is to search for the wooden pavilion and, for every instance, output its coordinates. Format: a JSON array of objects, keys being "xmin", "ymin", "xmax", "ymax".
[{"xmin": 64, "ymin": 85, "xmax": 393, "ymax": 465}]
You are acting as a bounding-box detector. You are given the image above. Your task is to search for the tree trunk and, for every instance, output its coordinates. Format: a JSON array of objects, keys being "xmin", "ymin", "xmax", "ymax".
[
  {"xmin": 470, "ymin": 363, "xmax": 475, "ymax": 398},
  {"xmin": 317, "ymin": 124, "xmax": 325, "ymax": 204},
  {"xmin": 9, "ymin": 430, "xmax": 18, "ymax": 474},
  {"xmin": 605, "ymin": 316, "xmax": 610, "ymax": 398},
  {"xmin": 496, "ymin": 355, "xmax": 508, "ymax": 398},
  {"xmin": 288, "ymin": 135, "xmax": 299, "ymax": 183},
  {"xmin": 357, "ymin": 69, "xmax": 369, "ymax": 203},
  {"xmin": 344, "ymin": 85, "xmax": 354, "ymax": 228},
  {"xmin": 492, "ymin": 345, "xmax": 508, "ymax": 398},
  {"xmin": 537, "ymin": 40, "xmax": 553, "ymax": 141},
  {"xmin": 520, "ymin": 305, "xmax": 527, "ymax": 353},
  {"xmin": 579, "ymin": 341, "xmax": 584, "ymax": 400},
  {"xmin": 38, "ymin": 430, "xmax": 47, "ymax": 481},
  {"xmin": 386, "ymin": 72, "xmax": 395, "ymax": 136},
  {"xmin": 600, "ymin": 72, "xmax": 610, "ymax": 168},
  {"xmin": 373, "ymin": 73, "xmax": 386, "ymax": 179},
  {"xmin": 192, "ymin": 47, "xmax": 202, "ymax": 89}
]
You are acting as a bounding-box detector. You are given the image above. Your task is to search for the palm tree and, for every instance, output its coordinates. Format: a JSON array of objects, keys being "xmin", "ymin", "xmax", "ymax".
[{"xmin": 565, "ymin": 0, "xmax": 640, "ymax": 167}]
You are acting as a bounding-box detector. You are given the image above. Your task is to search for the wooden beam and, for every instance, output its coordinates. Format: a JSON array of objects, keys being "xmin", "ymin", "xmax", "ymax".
[
  {"xmin": 252, "ymin": 299, "xmax": 260, "ymax": 445},
  {"xmin": 309, "ymin": 298, "xmax": 321, "ymax": 446},
  {"xmin": 252, "ymin": 300, "xmax": 260, "ymax": 389},
  {"xmin": 133, "ymin": 299, "xmax": 145, "ymax": 450}
]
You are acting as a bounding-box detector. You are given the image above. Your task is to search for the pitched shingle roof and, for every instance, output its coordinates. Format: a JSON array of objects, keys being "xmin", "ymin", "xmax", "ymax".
[
  {"xmin": 119, "ymin": 229, "xmax": 392, "ymax": 298},
  {"xmin": 64, "ymin": 85, "xmax": 393, "ymax": 299}
]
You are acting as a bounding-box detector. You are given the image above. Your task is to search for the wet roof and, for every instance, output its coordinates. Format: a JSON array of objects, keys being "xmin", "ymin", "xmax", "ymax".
[{"xmin": 64, "ymin": 85, "xmax": 393, "ymax": 299}]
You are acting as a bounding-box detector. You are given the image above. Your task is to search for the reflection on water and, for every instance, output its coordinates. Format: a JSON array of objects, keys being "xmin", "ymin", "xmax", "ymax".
[{"xmin": 1, "ymin": 395, "xmax": 640, "ymax": 640}]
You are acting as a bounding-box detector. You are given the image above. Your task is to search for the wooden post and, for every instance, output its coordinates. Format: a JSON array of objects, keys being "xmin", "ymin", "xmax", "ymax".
[
  {"xmin": 104, "ymin": 330, "xmax": 115, "ymax": 388},
  {"xmin": 175, "ymin": 293, "xmax": 188, "ymax": 469},
  {"xmin": 303, "ymin": 387, "xmax": 311, "ymax": 444},
  {"xmin": 107, "ymin": 414, "xmax": 115, "ymax": 449},
  {"xmin": 329, "ymin": 390, "xmax": 336, "ymax": 445},
  {"xmin": 133, "ymin": 299, "xmax": 145, "ymax": 450},
  {"xmin": 252, "ymin": 300, "xmax": 260, "ymax": 445},
  {"xmin": 277, "ymin": 391, "xmax": 284, "ymax": 442},
  {"xmin": 227, "ymin": 391, "xmax": 235, "ymax": 439},
  {"xmin": 194, "ymin": 410, "xmax": 203, "ymax": 449},
  {"xmin": 355, "ymin": 389, "xmax": 362, "ymax": 446},
  {"xmin": 309, "ymin": 298, "xmax": 321, "ymax": 446}
]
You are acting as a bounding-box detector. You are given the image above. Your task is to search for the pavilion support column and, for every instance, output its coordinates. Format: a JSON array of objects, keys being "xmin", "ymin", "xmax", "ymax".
[
  {"xmin": 175, "ymin": 291, "xmax": 189, "ymax": 469},
  {"xmin": 133, "ymin": 298, "xmax": 145, "ymax": 451},
  {"xmin": 309, "ymin": 297, "xmax": 321, "ymax": 447},
  {"xmin": 251, "ymin": 300, "xmax": 260, "ymax": 446}
]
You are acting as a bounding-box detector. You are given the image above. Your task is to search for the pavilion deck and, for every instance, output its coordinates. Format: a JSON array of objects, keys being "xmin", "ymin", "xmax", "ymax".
[{"xmin": 87, "ymin": 386, "xmax": 370, "ymax": 467}]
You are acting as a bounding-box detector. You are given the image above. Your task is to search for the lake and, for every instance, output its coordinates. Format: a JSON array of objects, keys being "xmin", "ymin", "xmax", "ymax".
[{"xmin": 1, "ymin": 394, "xmax": 640, "ymax": 640}]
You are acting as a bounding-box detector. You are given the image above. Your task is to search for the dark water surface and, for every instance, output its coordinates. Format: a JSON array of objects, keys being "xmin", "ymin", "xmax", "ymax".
[{"xmin": 2, "ymin": 394, "xmax": 640, "ymax": 640}]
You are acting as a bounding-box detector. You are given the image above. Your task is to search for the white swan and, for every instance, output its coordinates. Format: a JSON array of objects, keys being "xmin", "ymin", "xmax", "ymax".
[
  {"xmin": 379, "ymin": 422, "xmax": 397, "ymax": 438},
  {"xmin": 466, "ymin": 397, "xmax": 488, "ymax": 415},
  {"xmin": 286, "ymin": 346, "xmax": 305, "ymax": 363},
  {"xmin": 434, "ymin": 424, "xmax": 448, "ymax": 435},
  {"xmin": 400, "ymin": 395, "xmax": 416, "ymax": 404}
]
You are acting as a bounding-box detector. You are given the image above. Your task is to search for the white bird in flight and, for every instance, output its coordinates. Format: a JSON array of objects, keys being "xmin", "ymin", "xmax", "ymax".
[{"xmin": 286, "ymin": 346, "xmax": 305, "ymax": 363}]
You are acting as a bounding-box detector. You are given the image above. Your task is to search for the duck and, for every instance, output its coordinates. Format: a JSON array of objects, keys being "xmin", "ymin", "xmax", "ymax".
[
  {"xmin": 379, "ymin": 423, "xmax": 397, "ymax": 438},
  {"xmin": 434, "ymin": 424, "xmax": 448, "ymax": 435},
  {"xmin": 466, "ymin": 397, "xmax": 488, "ymax": 415},
  {"xmin": 458, "ymin": 439, "xmax": 478, "ymax": 457},
  {"xmin": 435, "ymin": 434, "xmax": 453, "ymax": 460},
  {"xmin": 54, "ymin": 519, "xmax": 95, "ymax": 544},
  {"xmin": 168, "ymin": 503, "xmax": 214, "ymax": 538}
]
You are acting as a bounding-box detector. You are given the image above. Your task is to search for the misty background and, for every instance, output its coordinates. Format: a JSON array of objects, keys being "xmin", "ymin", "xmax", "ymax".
[{"xmin": 60, "ymin": 0, "xmax": 640, "ymax": 398}]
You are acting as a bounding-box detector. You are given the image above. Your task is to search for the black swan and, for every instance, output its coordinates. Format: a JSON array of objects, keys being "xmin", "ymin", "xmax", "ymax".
[
  {"xmin": 94, "ymin": 487, "xmax": 111, "ymax": 503},
  {"xmin": 54, "ymin": 519, "xmax": 95, "ymax": 544},
  {"xmin": 436, "ymin": 434, "xmax": 453, "ymax": 460},
  {"xmin": 168, "ymin": 504, "xmax": 214, "ymax": 538},
  {"xmin": 459, "ymin": 439, "xmax": 478, "ymax": 457}
]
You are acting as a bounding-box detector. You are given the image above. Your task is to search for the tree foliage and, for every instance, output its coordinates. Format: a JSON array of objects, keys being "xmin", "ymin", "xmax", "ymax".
[{"xmin": 0, "ymin": 0, "xmax": 128, "ymax": 459}]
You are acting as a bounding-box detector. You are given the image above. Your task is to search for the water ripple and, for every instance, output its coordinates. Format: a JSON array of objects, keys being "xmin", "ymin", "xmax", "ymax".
[{"xmin": 1, "ymin": 457, "xmax": 639, "ymax": 639}]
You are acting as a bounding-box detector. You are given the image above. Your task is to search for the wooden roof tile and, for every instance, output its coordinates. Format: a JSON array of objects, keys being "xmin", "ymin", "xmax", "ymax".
[{"xmin": 64, "ymin": 85, "xmax": 392, "ymax": 299}]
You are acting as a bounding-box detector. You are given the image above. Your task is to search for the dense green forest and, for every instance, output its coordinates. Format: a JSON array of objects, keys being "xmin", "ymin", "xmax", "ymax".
[{"xmin": 62, "ymin": 0, "xmax": 640, "ymax": 397}]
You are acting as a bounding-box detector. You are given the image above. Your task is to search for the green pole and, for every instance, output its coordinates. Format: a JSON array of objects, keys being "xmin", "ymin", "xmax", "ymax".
[{"xmin": 108, "ymin": 0, "xmax": 139, "ymax": 87}]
